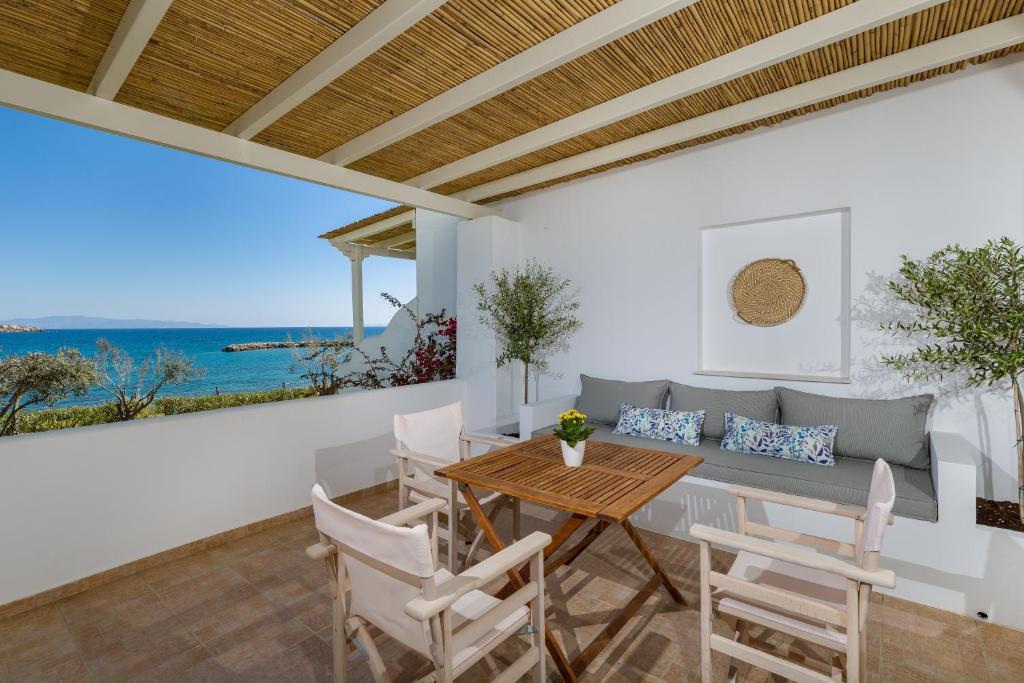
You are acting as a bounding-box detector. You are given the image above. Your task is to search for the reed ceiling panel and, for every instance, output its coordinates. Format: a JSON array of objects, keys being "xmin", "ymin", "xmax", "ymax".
[
  {"xmin": 429, "ymin": 0, "xmax": 1024, "ymax": 197},
  {"xmin": 348, "ymin": 0, "xmax": 856, "ymax": 182},
  {"xmin": 0, "ymin": 0, "xmax": 130, "ymax": 91},
  {"xmin": 252, "ymin": 0, "xmax": 619, "ymax": 158},
  {"xmin": 114, "ymin": 0, "xmax": 385, "ymax": 130},
  {"xmin": 319, "ymin": 205, "xmax": 410, "ymax": 240},
  {"xmin": 476, "ymin": 46, "xmax": 1024, "ymax": 203}
]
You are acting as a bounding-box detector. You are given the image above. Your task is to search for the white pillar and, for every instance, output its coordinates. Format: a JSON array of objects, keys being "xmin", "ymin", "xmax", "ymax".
[{"xmin": 345, "ymin": 245, "xmax": 365, "ymax": 343}]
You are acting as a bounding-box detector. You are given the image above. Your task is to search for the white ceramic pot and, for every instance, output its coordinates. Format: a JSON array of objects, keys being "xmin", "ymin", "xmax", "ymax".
[{"xmin": 559, "ymin": 439, "xmax": 586, "ymax": 467}]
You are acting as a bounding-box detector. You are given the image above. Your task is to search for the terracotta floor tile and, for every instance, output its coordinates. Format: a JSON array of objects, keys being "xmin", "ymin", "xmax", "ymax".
[{"xmin": 4, "ymin": 485, "xmax": 1024, "ymax": 682}]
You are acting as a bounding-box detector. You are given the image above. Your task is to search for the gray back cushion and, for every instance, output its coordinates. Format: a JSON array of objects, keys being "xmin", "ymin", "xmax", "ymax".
[
  {"xmin": 669, "ymin": 383, "xmax": 778, "ymax": 439},
  {"xmin": 575, "ymin": 375, "xmax": 668, "ymax": 425},
  {"xmin": 776, "ymin": 387, "xmax": 933, "ymax": 469}
]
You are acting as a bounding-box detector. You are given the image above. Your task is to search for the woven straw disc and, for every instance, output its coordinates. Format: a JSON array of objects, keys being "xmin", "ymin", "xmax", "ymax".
[{"xmin": 731, "ymin": 258, "xmax": 806, "ymax": 326}]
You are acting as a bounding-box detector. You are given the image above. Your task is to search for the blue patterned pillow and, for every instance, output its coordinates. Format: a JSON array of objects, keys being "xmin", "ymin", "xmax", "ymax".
[
  {"xmin": 720, "ymin": 412, "xmax": 837, "ymax": 466},
  {"xmin": 613, "ymin": 403, "xmax": 705, "ymax": 446}
]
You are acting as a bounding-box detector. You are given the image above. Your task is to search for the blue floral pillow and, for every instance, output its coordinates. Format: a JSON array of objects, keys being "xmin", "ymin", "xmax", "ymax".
[
  {"xmin": 720, "ymin": 412, "xmax": 837, "ymax": 466},
  {"xmin": 613, "ymin": 403, "xmax": 705, "ymax": 446}
]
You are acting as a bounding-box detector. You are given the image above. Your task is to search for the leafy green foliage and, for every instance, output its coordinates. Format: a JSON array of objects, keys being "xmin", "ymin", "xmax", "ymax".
[
  {"xmin": 16, "ymin": 403, "xmax": 127, "ymax": 434},
  {"xmin": 882, "ymin": 237, "xmax": 1024, "ymax": 387},
  {"xmin": 291, "ymin": 293, "xmax": 457, "ymax": 394},
  {"xmin": 94, "ymin": 339, "xmax": 205, "ymax": 420},
  {"xmin": 0, "ymin": 348, "xmax": 98, "ymax": 436},
  {"xmin": 882, "ymin": 237, "xmax": 1024, "ymax": 515},
  {"xmin": 473, "ymin": 261, "xmax": 582, "ymax": 403},
  {"xmin": 552, "ymin": 409, "xmax": 594, "ymax": 448},
  {"xmin": 155, "ymin": 387, "xmax": 317, "ymax": 415}
]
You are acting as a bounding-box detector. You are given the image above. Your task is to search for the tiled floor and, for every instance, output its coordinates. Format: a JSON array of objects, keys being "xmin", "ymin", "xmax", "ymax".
[{"xmin": 2, "ymin": 485, "xmax": 1022, "ymax": 682}]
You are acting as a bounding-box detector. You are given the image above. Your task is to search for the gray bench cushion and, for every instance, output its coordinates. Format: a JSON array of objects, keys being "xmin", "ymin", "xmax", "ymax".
[
  {"xmin": 777, "ymin": 387, "xmax": 933, "ymax": 469},
  {"xmin": 576, "ymin": 375, "xmax": 668, "ymax": 425},
  {"xmin": 669, "ymin": 383, "xmax": 778, "ymax": 439},
  {"xmin": 534, "ymin": 424, "xmax": 937, "ymax": 521}
]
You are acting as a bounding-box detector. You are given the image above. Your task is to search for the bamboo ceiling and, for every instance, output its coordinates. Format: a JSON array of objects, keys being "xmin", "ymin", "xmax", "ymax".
[{"xmin": 1, "ymin": 0, "xmax": 1021, "ymax": 246}]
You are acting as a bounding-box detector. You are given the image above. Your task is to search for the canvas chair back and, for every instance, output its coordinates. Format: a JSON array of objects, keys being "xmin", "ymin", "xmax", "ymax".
[
  {"xmin": 856, "ymin": 459, "xmax": 896, "ymax": 566},
  {"xmin": 311, "ymin": 485, "xmax": 437, "ymax": 658},
  {"xmin": 394, "ymin": 401, "xmax": 464, "ymax": 484}
]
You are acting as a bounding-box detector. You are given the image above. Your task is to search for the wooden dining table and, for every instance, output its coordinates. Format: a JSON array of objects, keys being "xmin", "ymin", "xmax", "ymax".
[{"xmin": 435, "ymin": 434, "xmax": 703, "ymax": 682}]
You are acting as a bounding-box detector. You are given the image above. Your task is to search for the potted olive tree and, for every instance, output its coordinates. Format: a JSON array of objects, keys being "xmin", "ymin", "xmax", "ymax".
[
  {"xmin": 882, "ymin": 237, "xmax": 1024, "ymax": 528},
  {"xmin": 473, "ymin": 260, "xmax": 582, "ymax": 405}
]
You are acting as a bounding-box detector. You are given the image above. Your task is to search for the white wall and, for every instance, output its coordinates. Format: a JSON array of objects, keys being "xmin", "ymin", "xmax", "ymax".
[
  {"xmin": 456, "ymin": 215, "xmax": 524, "ymax": 430},
  {"xmin": 0, "ymin": 379, "xmax": 465, "ymax": 605},
  {"xmin": 415, "ymin": 209, "xmax": 460, "ymax": 318},
  {"xmin": 493, "ymin": 56, "xmax": 1024, "ymax": 501}
]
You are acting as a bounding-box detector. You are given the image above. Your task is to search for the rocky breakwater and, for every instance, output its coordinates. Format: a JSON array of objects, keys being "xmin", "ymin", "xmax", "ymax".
[
  {"xmin": 0, "ymin": 324, "xmax": 42, "ymax": 333},
  {"xmin": 222, "ymin": 340, "xmax": 346, "ymax": 352}
]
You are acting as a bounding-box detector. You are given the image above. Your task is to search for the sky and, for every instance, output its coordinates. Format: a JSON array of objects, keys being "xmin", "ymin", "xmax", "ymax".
[{"xmin": 0, "ymin": 105, "xmax": 416, "ymax": 327}]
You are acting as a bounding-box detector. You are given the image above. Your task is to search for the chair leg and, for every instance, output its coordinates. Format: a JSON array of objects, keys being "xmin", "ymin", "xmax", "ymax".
[
  {"xmin": 699, "ymin": 540, "xmax": 713, "ymax": 683},
  {"xmin": 531, "ymin": 550, "xmax": 546, "ymax": 683},
  {"xmin": 726, "ymin": 619, "xmax": 748, "ymax": 683},
  {"xmin": 858, "ymin": 624, "xmax": 868, "ymax": 683},
  {"xmin": 333, "ymin": 592, "xmax": 347, "ymax": 683},
  {"xmin": 348, "ymin": 617, "xmax": 390, "ymax": 683}
]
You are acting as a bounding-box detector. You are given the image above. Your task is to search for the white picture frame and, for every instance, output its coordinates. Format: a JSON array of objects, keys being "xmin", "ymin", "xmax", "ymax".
[{"xmin": 697, "ymin": 208, "xmax": 851, "ymax": 383}]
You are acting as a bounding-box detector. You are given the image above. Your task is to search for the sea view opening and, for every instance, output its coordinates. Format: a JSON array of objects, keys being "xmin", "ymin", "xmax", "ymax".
[{"xmin": 0, "ymin": 106, "xmax": 460, "ymax": 438}]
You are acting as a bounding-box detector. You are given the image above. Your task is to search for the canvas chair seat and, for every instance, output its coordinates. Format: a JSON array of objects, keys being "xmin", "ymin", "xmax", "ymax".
[{"xmin": 717, "ymin": 550, "xmax": 849, "ymax": 649}]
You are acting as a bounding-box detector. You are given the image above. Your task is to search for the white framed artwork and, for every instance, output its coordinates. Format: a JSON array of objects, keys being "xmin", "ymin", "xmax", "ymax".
[{"xmin": 697, "ymin": 208, "xmax": 851, "ymax": 383}]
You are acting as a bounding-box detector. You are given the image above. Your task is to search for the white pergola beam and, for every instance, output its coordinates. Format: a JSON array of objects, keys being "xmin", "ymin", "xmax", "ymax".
[
  {"xmin": 320, "ymin": 0, "xmax": 698, "ymax": 166},
  {"xmin": 88, "ymin": 0, "xmax": 173, "ymax": 99},
  {"xmin": 456, "ymin": 16, "xmax": 1024, "ymax": 203},
  {"xmin": 375, "ymin": 230, "xmax": 417, "ymax": 249},
  {"xmin": 224, "ymin": 0, "xmax": 447, "ymax": 140},
  {"xmin": 331, "ymin": 209, "xmax": 416, "ymax": 243},
  {"xmin": 408, "ymin": 0, "xmax": 944, "ymax": 190},
  {"xmin": 0, "ymin": 69, "xmax": 493, "ymax": 220}
]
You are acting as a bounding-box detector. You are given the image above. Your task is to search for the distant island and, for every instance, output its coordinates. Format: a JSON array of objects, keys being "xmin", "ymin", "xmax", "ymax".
[
  {"xmin": 1, "ymin": 315, "xmax": 222, "ymax": 330},
  {"xmin": 0, "ymin": 324, "xmax": 41, "ymax": 333}
]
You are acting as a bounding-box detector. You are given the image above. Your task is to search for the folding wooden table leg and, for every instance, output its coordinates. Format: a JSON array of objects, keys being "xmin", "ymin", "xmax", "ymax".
[
  {"xmin": 621, "ymin": 519, "xmax": 686, "ymax": 604},
  {"xmin": 461, "ymin": 485, "xmax": 577, "ymax": 683}
]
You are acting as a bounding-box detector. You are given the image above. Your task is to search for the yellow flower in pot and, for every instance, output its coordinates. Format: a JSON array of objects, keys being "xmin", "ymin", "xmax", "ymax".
[{"xmin": 553, "ymin": 409, "xmax": 595, "ymax": 467}]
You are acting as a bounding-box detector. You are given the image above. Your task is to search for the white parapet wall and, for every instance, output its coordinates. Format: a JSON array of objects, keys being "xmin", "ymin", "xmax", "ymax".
[{"xmin": 0, "ymin": 379, "xmax": 466, "ymax": 607}]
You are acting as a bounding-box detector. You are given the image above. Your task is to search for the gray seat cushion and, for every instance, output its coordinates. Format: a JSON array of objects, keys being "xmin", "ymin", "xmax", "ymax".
[
  {"xmin": 776, "ymin": 387, "xmax": 933, "ymax": 469},
  {"xmin": 669, "ymin": 383, "xmax": 779, "ymax": 440},
  {"xmin": 533, "ymin": 424, "xmax": 937, "ymax": 521},
  {"xmin": 575, "ymin": 375, "xmax": 668, "ymax": 425}
]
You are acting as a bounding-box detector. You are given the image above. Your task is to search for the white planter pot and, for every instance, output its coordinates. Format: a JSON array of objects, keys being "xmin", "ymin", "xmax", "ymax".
[{"xmin": 559, "ymin": 439, "xmax": 586, "ymax": 467}]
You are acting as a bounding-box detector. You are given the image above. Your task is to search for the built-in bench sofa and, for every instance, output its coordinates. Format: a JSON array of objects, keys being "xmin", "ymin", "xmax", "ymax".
[{"xmin": 526, "ymin": 376, "xmax": 938, "ymax": 522}]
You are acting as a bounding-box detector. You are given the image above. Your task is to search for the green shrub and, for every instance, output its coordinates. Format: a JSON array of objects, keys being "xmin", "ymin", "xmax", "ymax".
[
  {"xmin": 10, "ymin": 386, "xmax": 318, "ymax": 435},
  {"xmin": 154, "ymin": 387, "xmax": 316, "ymax": 415},
  {"xmin": 17, "ymin": 403, "xmax": 124, "ymax": 434}
]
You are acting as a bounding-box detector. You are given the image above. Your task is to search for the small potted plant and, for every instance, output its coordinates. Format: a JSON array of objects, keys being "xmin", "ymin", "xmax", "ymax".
[{"xmin": 553, "ymin": 409, "xmax": 594, "ymax": 467}]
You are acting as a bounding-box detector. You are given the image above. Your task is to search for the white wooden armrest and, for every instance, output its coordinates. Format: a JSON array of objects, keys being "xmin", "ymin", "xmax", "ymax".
[
  {"xmin": 378, "ymin": 498, "xmax": 446, "ymax": 527},
  {"xmin": 461, "ymin": 432, "xmax": 517, "ymax": 449},
  {"xmin": 306, "ymin": 542, "xmax": 337, "ymax": 561},
  {"xmin": 390, "ymin": 447, "xmax": 453, "ymax": 470},
  {"xmin": 690, "ymin": 524, "xmax": 896, "ymax": 588},
  {"xmin": 403, "ymin": 531, "xmax": 551, "ymax": 620},
  {"xmin": 727, "ymin": 485, "xmax": 895, "ymax": 525}
]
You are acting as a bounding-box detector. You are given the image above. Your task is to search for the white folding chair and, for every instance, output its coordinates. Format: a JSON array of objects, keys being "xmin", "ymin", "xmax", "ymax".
[
  {"xmin": 393, "ymin": 401, "xmax": 521, "ymax": 571},
  {"xmin": 308, "ymin": 485, "xmax": 549, "ymax": 683},
  {"xmin": 691, "ymin": 459, "xmax": 897, "ymax": 683}
]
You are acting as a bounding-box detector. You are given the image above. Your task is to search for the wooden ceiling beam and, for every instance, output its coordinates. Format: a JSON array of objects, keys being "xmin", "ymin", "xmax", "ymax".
[
  {"xmin": 455, "ymin": 15, "xmax": 1024, "ymax": 203},
  {"xmin": 88, "ymin": 0, "xmax": 174, "ymax": 99},
  {"xmin": 319, "ymin": 0, "xmax": 698, "ymax": 166},
  {"xmin": 407, "ymin": 0, "xmax": 945, "ymax": 190},
  {"xmin": 374, "ymin": 230, "xmax": 417, "ymax": 249},
  {"xmin": 331, "ymin": 210, "xmax": 416, "ymax": 243},
  {"xmin": 224, "ymin": 0, "xmax": 448, "ymax": 140},
  {"xmin": 0, "ymin": 70, "xmax": 493, "ymax": 219}
]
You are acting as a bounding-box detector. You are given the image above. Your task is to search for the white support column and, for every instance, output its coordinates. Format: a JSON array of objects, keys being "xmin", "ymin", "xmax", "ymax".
[{"xmin": 344, "ymin": 245, "xmax": 366, "ymax": 343}]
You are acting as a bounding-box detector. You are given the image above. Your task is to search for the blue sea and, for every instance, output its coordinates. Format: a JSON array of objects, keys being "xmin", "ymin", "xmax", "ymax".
[{"xmin": 0, "ymin": 327, "xmax": 384, "ymax": 408}]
